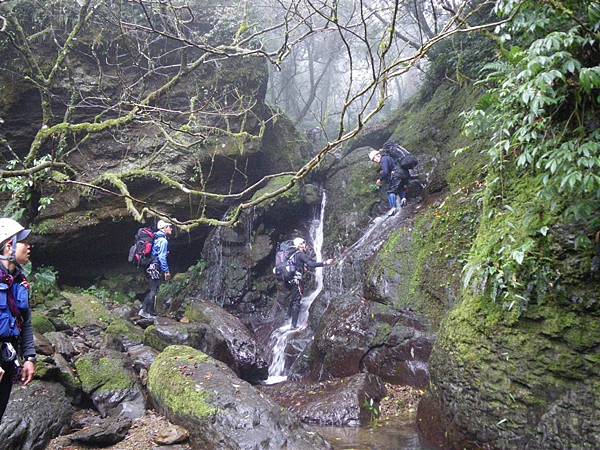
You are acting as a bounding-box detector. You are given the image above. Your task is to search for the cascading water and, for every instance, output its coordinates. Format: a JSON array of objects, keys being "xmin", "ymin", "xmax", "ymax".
[{"xmin": 265, "ymin": 192, "xmax": 327, "ymax": 385}]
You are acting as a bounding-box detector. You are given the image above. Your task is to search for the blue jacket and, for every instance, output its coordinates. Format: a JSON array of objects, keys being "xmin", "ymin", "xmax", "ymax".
[
  {"xmin": 152, "ymin": 231, "xmax": 170, "ymax": 273},
  {"xmin": 0, "ymin": 268, "xmax": 35, "ymax": 359},
  {"xmin": 379, "ymin": 155, "xmax": 396, "ymax": 183}
]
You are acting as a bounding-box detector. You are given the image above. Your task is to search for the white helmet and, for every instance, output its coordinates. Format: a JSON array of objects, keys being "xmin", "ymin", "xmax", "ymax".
[
  {"xmin": 0, "ymin": 218, "xmax": 30, "ymax": 262},
  {"xmin": 157, "ymin": 219, "xmax": 172, "ymax": 230},
  {"xmin": 368, "ymin": 150, "xmax": 380, "ymax": 161},
  {"xmin": 0, "ymin": 218, "xmax": 30, "ymax": 246},
  {"xmin": 293, "ymin": 237, "xmax": 306, "ymax": 248}
]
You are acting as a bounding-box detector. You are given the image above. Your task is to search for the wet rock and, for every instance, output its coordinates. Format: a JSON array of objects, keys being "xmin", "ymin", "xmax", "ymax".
[
  {"xmin": 153, "ymin": 424, "xmax": 190, "ymax": 445},
  {"xmin": 0, "ymin": 381, "xmax": 72, "ymax": 450},
  {"xmin": 262, "ymin": 373, "xmax": 387, "ymax": 426},
  {"xmin": 34, "ymin": 331, "xmax": 55, "ymax": 355},
  {"xmin": 361, "ymin": 318, "xmax": 435, "ymax": 388},
  {"xmin": 149, "ymin": 345, "xmax": 331, "ymax": 450},
  {"xmin": 48, "ymin": 316, "xmax": 71, "ymax": 332},
  {"xmin": 311, "ymin": 298, "xmax": 433, "ymax": 387},
  {"xmin": 45, "ymin": 331, "xmax": 77, "ymax": 359},
  {"xmin": 74, "ymin": 349, "xmax": 145, "ymax": 419},
  {"xmin": 145, "ymin": 303, "xmax": 268, "ymax": 382},
  {"xmin": 127, "ymin": 343, "xmax": 159, "ymax": 374},
  {"xmin": 67, "ymin": 416, "xmax": 132, "ymax": 447}
]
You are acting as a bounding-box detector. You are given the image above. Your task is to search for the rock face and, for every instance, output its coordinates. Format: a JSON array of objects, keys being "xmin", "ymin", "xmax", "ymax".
[
  {"xmin": 148, "ymin": 345, "xmax": 332, "ymax": 450},
  {"xmin": 144, "ymin": 301, "xmax": 268, "ymax": 382},
  {"xmin": 0, "ymin": 381, "xmax": 72, "ymax": 450},
  {"xmin": 262, "ymin": 373, "xmax": 387, "ymax": 426},
  {"xmin": 1, "ymin": 1, "xmax": 311, "ymax": 284}
]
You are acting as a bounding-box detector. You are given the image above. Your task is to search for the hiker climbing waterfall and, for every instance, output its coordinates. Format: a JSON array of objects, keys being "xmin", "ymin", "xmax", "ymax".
[{"xmin": 266, "ymin": 192, "xmax": 329, "ymax": 384}]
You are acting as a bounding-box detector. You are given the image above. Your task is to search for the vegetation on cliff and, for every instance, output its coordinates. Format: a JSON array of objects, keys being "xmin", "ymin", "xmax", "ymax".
[{"xmin": 425, "ymin": 0, "xmax": 600, "ymax": 447}]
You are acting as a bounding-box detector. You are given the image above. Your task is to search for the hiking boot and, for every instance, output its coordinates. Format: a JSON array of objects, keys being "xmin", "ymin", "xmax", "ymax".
[
  {"xmin": 399, "ymin": 198, "xmax": 407, "ymax": 207},
  {"xmin": 139, "ymin": 309, "xmax": 156, "ymax": 319}
]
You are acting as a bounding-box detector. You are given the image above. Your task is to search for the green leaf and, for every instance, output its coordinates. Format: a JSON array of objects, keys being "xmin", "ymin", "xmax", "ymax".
[{"xmin": 512, "ymin": 250, "xmax": 525, "ymax": 265}]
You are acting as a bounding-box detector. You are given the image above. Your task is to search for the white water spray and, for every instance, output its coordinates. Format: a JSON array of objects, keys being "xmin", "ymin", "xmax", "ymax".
[{"xmin": 265, "ymin": 192, "xmax": 327, "ymax": 384}]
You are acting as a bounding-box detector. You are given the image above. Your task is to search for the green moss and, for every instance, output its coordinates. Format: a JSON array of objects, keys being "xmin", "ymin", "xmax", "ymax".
[
  {"xmin": 251, "ymin": 175, "xmax": 301, "ymax": 208},
  {"xmin": 60, "ymin": 291, "xmax": 111, "ymax": 328},
  {"xmin": 144, "ymin": 325, "xmax": 169, "ymax": 351},
  {"xmin": 31, "ymin": 312, "xmax": 56, "ymax": 334},
  {"xmin": 148, "ymin": 345, "xmax": 217, "ymax": 418},
  {"xmin": 74, "ymin": 353, "xmax": 134, "ymax": 394},
  {"xmin": 105, "ymin": 318, "xmax": 143, "ymax": 345},
  {"xmin": 372, "ymin": 322, "xmax": 392, "ymax": 346},
  {"xmin": 184, "ymin": 304, "xmax": 207, "ymax": 323}
]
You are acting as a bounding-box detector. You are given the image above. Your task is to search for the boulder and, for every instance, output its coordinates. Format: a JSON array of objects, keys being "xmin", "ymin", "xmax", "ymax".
[
  {"xmin": 67, "ymin": 416, "xmax": 132, "ymax": 447},
  {"xmin": 74, "ymin": 349, "xmax": 145, "ymax": 419},
  {"xmin": 44, "ymin": 331, "xmax": 77, "ymax": 359},
  {"xmin": 34, "ymin": 331, "xmax": 54, "ymax": 355},
  {"xmin": 149, "ymin": 345, "xmax": 331, "ymax": 450},
  {"xmin": 311, "ymin": 298, "xmax": 433, "ymax": 387},
  {"xmin": 0, "ymin": 381, "xmax": 72, "ymax": 450},
  {"xmin": 145, "ymin": 302, "xmax": 268, "ymax": 382},
  {"xmin": 262, "ymin": 373, "xmax": 387, "ymax": 426}
]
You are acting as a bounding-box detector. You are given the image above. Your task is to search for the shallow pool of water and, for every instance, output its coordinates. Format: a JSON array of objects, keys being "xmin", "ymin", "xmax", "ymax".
[{"xmin": 314, "ymin": 416, "xmax": 435, "ymax": 450}]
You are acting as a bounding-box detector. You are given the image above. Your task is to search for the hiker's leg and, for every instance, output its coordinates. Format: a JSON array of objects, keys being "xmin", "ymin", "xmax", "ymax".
[
  {"xmin": 0, "ymin": 363, "xmax": 14, "ymax": 422},
  {"xmin": 387, "ymin": 192, "xmax": 397, "ymax": 208},
  {"xmin": 143, "ymin": 277, "xmax": 161, "ymax": 315},
  {"xmin": 290, "ymin": 287, "xmax": 302, "ymax": 328}
]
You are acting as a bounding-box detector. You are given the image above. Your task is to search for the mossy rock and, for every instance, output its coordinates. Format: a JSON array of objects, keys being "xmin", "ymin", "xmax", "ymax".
[
  {"xmin": 60, "ymin": 291, "xmax": 112, "ymax": 329},
  {"xmin": 148, "ymin": 345, "xmax": 217, "ymax": 418},
  {"xmin": 74, "ymin": 350, "xmax": 135, "ymax": 395},
  {"xmin": 143, "ymin": 325, "xmax": 169, "ymax": 352},
  {"xmin": 31, "ymin": 312, "xmax": 56, "ymax": 334},
  {"xmin": 104, "ymin": 318, "xmax": 144, "ymax": 349},
  {"xmin": 251, "ymin": 175, "xmax": 302, "ymax": 209}
]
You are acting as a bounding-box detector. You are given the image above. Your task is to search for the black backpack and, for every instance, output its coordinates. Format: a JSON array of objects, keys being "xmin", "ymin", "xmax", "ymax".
[
  {"xmin": 128, "ymin": 227, "xmax": 155, "ymax": 267},
  {"xmin": 382, "ymin": 142, "xmax": 418, "ymax": 170},
  {"xmin": 274, "ymin": 240, "xmax": 299, "ymax": 283}
]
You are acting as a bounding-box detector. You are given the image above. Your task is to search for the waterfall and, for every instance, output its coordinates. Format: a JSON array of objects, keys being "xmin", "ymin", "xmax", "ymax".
[{"xmin": 264, "ymin": 192, "xmax": 327, "ymax": 385}]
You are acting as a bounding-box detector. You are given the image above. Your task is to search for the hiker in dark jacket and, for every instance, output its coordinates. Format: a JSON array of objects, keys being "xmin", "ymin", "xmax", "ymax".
[
  {"xmin": 140, "ymin": 219, "xmax": 173, "ymax": 319},
  {"xmin": 369, "ymin": 149, "xmax": 408, "ymax": 212},
  {"xmin": 285, "ymin": 237, "xmax": 333, "ymax": 328},
  {"xmin": 0, "ymin": 218, "xmax": 36, "ymax": 422}
]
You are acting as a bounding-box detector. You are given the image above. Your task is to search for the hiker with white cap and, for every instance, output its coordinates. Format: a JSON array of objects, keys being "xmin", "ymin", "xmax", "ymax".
[
  {"xmin": 0, "ymin": 218, "xmax": 36, "ymax": 421},
  {"xmin": 140, "ymin": 219, "xmax": 173, "ymax": 319}
]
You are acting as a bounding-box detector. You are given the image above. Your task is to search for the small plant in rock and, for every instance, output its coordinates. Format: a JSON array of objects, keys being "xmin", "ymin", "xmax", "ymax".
[{"xmin": 363, "ymin": 397, "xmax": 381, "ymax": 423}]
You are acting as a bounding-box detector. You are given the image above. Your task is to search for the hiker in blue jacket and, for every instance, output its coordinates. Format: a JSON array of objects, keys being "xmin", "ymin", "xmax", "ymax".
[
  {"xmin": 0, "ymin": 218, "xmax": 36, "ymax": 421},
  {"xmin": 369, "ymin": 149, "xmax": 408, "ymax": 212},
  {"xmin": 140, "ymin": 219, "xmax": 173, "ymax": 319}
]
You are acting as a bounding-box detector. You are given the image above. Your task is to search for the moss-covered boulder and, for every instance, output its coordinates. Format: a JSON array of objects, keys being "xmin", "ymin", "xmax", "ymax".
[
  {"xmin": 104, "ymin": 318, "xmax": 144, "ymax": 351},
  {"xmin": 149, "ymin": 345, "xmax": 331, "ymax": 449},
  {"xmin": 74, "ymin": 350, "xmax": 145, "ymax": 419},
  {"xmin": 31, "ymin": 312, "xmax": 56, "ymax": 334},
  {"xmin": 60, "ymin": 291, "xmax": 112, "ymax": 329}
]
